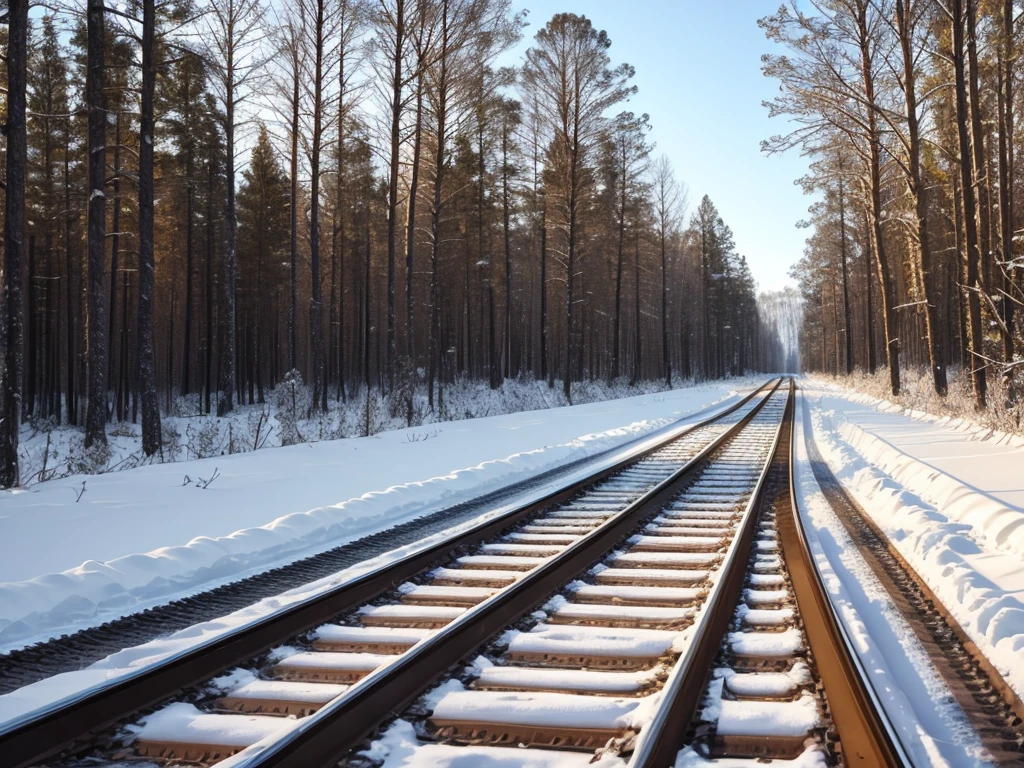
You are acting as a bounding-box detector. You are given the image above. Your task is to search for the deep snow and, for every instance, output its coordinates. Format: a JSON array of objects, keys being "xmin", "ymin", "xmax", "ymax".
[
  {"xmin": 0, "ymin": 379, "xmax": 759, "ymax": 650},
  {"xmin": 797, "ymin": 380, "xmax": 1024, "ymax": 765}
]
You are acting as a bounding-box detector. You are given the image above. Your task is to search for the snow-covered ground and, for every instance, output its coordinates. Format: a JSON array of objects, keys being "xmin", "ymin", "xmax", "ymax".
[
  {"xmin": 796, "ymin": 380, "xmax": 1024, "ymax": 765},
  {"xmin": 0, "ymin": 379, "xmax": 762, "ymax": 651},
  {"xmin": 0, "ymin": 379, "xmax": 767, "ymax": 729}
]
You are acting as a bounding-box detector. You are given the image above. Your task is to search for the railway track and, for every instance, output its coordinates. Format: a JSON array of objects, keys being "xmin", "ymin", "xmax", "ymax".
[
  {"xmin": 1, "ymin": 380, "xmax": 779, "ymax": 768},
  {"xmin": 5, "ymin": 378, "xmax": 958, "ymax": 768}
]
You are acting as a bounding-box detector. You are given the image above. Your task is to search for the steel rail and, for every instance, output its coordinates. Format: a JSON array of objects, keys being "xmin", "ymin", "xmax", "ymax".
[
  {"xmin": 628, "ymin": 379, "xmax": 909, "ymax": 767},
  {"xmin": 626, "ymin": 379, "xmax": 791, "ymax": 768},
  {"xmin": 779, "ymin": 381, "xmax": 910, "ymax": 766},
  {"xmin": 0, "ymin": 379, "xmax": 779, "ymax": 768},
  {"xmin": 212, "ymin": 379, "xmax": 785, "ymax": 768}
]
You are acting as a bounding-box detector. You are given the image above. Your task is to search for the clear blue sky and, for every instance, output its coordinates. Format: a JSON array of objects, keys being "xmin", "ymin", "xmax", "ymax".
[{"xmin": 510, "ymin": 1, "xmax": 813, "ymax": 292}]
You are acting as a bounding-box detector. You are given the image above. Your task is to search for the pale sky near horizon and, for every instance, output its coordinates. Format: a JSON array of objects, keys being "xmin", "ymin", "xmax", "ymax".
[{"xmin": 509, "ymin": 1, "xmax": 814, "ymax": 293}]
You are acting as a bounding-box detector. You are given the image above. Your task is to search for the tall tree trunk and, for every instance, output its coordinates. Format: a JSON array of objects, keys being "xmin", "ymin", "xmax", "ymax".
[
  {"xmin": 85, "ymin": 0, "xmax": 108, "ymax": 448},
  {"xmin": 288, "ymin": 39, "xmax": 299, "ymax": 374},
  {"xmin": 630, "ymin": 231, "xmax": 641, "ymax": 386},
  {"xmin": 406, "ymin": 64, "xmax": 423, "ymax": 370},
  {"xmin": 64, "ymin": 116, "xmax": 76, "ymax": 424},
  {"xmin": 502, "ymin": 122, "xmax": 513, "ymax": 381},
  {"xmin": 998, "ymin": 0, "xmax": 1016, "ymax": 366},
  {"xmin": 661, "ymin": 225, "xmax": 670, "ymax": 386},
  {"xmin": 385, "ymin": 0, "xmax": 406, "ymax": 391},
  {"xmin": 218, "ymin": 51, "xmax": 237, "ymax": 415},
  {"xmin": 205, "ymin": 147, "xmax": 216, "ymax": 414},
  {"xmin": 108, "ymin": 115, "xmax": 121, "ymax": 418},
  {"xmin": 335, "ymin": 45, "xmax": 347, "ymax": 402},
  {"xmin": 895, "ymin": 0, "xmax": 946, "ymax": 395},
  {"xmin": 838, "ymin": 171, "xmax": 853, "ymax": 375},
  {"xmin": 863, "ymin": 208, "xmax": 876, "ymax": 374},
  {"xmin": 953, "ymin": 0, "xmax": 987, "ymax": 408},
  {"xmin": 857, "ymin": 3, "xmax": 899, "ymax": 395},
  {"xmin": 428, "ymin": 1, "xmax": 449, "ymax": 411},
  {"xmin": 137, "ymin": 0, "xmax": 162, "ymax": 455},
  {"xmin": 612, "ymin": 183, "xmax": 625, "ymax": 380},
  {"xmin": 182, "ymin": 69, "xmax": 195, "ymax": 397},
  {"xmin": 1, "ymin": 0, "xmax": 28, "ymax": 486},
  {"xmin": 541, "ymin": 199, "xmax": 549, "ymax": 386},
  {"xmin": 965, "ymin": 0, "xmax": 992, "ymax": 291},
  {"xmin": 310, "ymin": 0, "xmax": 327, "ymax": 411}
]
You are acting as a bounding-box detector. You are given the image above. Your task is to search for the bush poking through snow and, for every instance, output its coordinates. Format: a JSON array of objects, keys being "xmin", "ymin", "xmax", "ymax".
[
  {"xmin": 7, "ymin": 375, "xmax": 713, "ymax": 489},
  {"xmin": 274, "ymin": 370, "xmax": 311, "ymax": 447}
]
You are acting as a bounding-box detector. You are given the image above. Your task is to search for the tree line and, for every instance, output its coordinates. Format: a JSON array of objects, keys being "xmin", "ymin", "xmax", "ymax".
[
  {"xmin": 763, "ymin": 0, "xmax": 1024, "ymax": 405},
  {"xmin": 0, "ymin": 2, "xmax": 781, "ymax": 487}
]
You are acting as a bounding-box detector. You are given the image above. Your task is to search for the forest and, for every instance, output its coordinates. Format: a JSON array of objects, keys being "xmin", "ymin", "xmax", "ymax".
[
  {"xmin": 764, "ymin": 0, "xmax": 1024, "ymax": 409},
  {"xmin": 0, "ymin": 2, "xmax": 784, "ymax": 488}
]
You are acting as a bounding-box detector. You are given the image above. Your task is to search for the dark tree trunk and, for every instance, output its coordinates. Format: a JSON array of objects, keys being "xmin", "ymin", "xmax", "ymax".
[
  {"xmin": 385, "ymin": 0, "xmax": 406, "ymax": 390},
  {"xmin": 1, "ymin": 0, "xmax": 28, "ymax": 486},
  {"xmin": 630, "ymin": 231, "xmax": 641, "ymax": 386},
  {"xmin": 310, "ymin": 0, "xmax": 327, "ymax": 411},
  {"xmin": 137, "ymin": 0, "xmax": 162, "ymax": 455},
  {"xmin": 182, "ymin": 68, "xmax": 195, "ymax": 397},
  {"xmin": 661, "ymin": 225, "xmax": 670, "ymax": 387},
  {"xmin": 502, "ymin": 118, "xmax": 512, "ymax": 381},
  {"xmin": 205, "ymin": 147, "xmax": 216, "ymax": 414},
  {"xmin": 64, "ymin": 116, "xmax": 76, "ymax": 424},
  {"xmin": 541, "ymin": 200, "xmax": 549, "ymax": 387},
  {"xmin": 85, "ymin": 0, "xmax": 108, "ymax": 448},
  {"xmin": 289, "ymin": 38, "xmax": 299, "ymax": 373},
  {"xmin": 218, "ymin": 57, "xmax": 238, "ymax": 415},
  {"xmin": 108, "ymin": 115, "xmax": 121, "ymax": 413},
  {"xmin": 428, "ymin": 2, "xmax": 450, "ymax": 411},
  {"xmin": 406, "ymin": 64, "xmax": 423, "ymax": 370}
]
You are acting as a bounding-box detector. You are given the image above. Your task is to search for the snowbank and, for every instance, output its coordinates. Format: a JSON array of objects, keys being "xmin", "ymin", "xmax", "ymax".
[
  {"xmin": 802, "ymin": 382, "xmax": 1024, "ymax": 703},
  {"xmin": 794, "ymin": 394, "xmax": 992, "ymax": 766},
  {"xmin": 0, "ymin": 379, "xmax": 758, "ymax": 649}
]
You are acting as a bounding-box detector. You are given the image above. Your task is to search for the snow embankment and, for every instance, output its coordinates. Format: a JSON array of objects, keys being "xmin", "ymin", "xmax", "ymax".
[
  {"xmin": 0, "ymin": 380, "xmax": 755, "ymax": 650},
  {"xmin": 804, "ymin": 385, "xmax": 1024, "ymax": 702}
]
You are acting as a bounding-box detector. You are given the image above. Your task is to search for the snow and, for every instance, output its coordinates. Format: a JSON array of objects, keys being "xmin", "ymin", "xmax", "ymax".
[
  {"xmin": 272, "ymin": 651, "xmax": 392, "ymax": 671},
  {"xmin": 550, "ymin": 603, "xmax": 696, "ymax": 623},
  {"xmin": 723, "ymin": 668, "xmax": 804, "ymax": 698},
  {"xmin": 629, "ymin": 535, "xmax": 724, "ymax": 550},
  {"xmin": 428, "ymin": 568, "xmax": 520, "ymax": 584},
  {"xmin": 570, "ymin": 584, "xmax": 705, "ymax": 604},
  {"xmin": 475, "ymin": 665, "xmax": 659, "ymax": 694},
  {"xmin": 0, "ymin": 380, "xmax": 756, "ymax": 648},
  {"xmin": 367, "ymin": 720, "xmax": 626, "ymax": 767},
  {"xmin": 130, "ymin": 702, "xmax": 292, "ymax": 747},
  {"xmin": 728, "ymin": 628, "xmax": 804, "ymax": 656},
  {"xmin": 221, "ymin": 678, "xmax": 347, "ymax": 703},
  {"xmin": 312, "ymin": 625, "xmax": 433, "ymax": 646},
  {"xmin": 399, "ymin": 585, "xmax": 497, "ymax": 601},
  {"xmin": 794, "ymin": 385, "xmax": 997, "ymax": 765},
  {"xmin": 802, "ymin": 381, "xmax": 1024, "ymax": 701},
  {"xmin": 674, "ymin": 745, "xmax": 828, "ymax": 767},
  {"xmin": 594, "ymin": 567, "xmax": 709, "ymax": 586},
  {"xmin": 429, "ymin": 688, "xmax": 642, "ymax": 730},
  {"xmin": 505, "ymin": 623, "xmax": 680, "ymax": 659},
  {"xmin": 357, "ymin": 605, "xmax": 467, "ymax": 621},
  {"xmin": 608, "ymin": 552, "xmax": 721, "ymax": 568},
  {"xmin": 740, "ymin": 608, "xmax": 794, "ymax": 627},
  {"xmin": 715, "ymin": 693, "xmax": 820, "ymax": 737}
]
